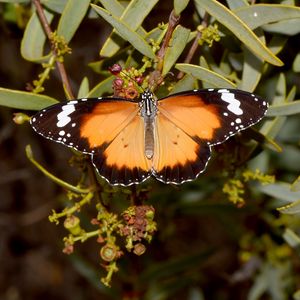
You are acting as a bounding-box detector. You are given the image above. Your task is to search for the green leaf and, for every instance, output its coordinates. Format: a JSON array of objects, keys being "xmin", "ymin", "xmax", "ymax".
[
  {"xmin": 0, "ymin": 88, "xmax": 58, "ymax": 110},
  {"xmin": 259, "ymin": 182, "xmax": 300, "ymax": 203},
  {"xmin": 293, "ymin": 53, "xmax": 300, "ymax": 72},
  {"xmin": 291, "ymin": 176, "xmax": 300, "ymax": 192},
  {"xmin": 263, "ymin": 76, "xmax": 295, "ymax": 136},
  {"xmin": 170, "ymin": 74, "xmax": 196, "ymax": 94},
  {"xmin": 226, "ymin": 0, "xmax": 249, "ymax": 10},
  {"xmin": 91, "ymin": 4, "xmax": 155, "ymax": 59},
  {"xmin": 248, "ymin": 263, "xmax": 288, "ymax": 300},
  {"xmin": 162, "ymin": 25, "xmax": 190, "ymax": 76},
  {"xmin": 0, "ymin": 0, "xmax": 29, "ymax": 2},
  {"xmin": 263, "ymin": 18, "xmax": 300, "ymax": 36},
  {"xmin": 87, "ymin": 76, "xmax": 115, "ymax": 97},
  {"xmin": 41, "ymin": 0, "xmax": 68, "ymax": 13},
  {"xmin": 57, "ymin": 0, "xmax": 90, "ymax": 43},
  {"xmin": 283, "ymin": 228, "xmax": 300, "ymax": 251},
  {"xmin": 194, "ymin": 0, "xmax": 283, "ymax": 66},
  {"xmin": 294, "ymin": 290, "xmax": 300, "ymax": 300},
  {"xmin": 278, "ymin": 200, "xmax": 300, "ymax": 215},
  {"xmin": 174, "ymin": 0, "xmax": 190, "ymax": 15},
  {"xmin": 238, "ymin": 45, "xmax": 263, "ymax": 91},
  {"xmin": 99, "ymin": 0, "xmax": 158, "ymax": 57},
  {"xmin": 175, "ymin": 63, "xmax": 236, "ymax": 88},
  {"xmin": 267, "ymin": 100, "xmax": 300, "ymax": 116},
  {"xmin": 234, "ymin": 4, "xmax": 300, "ymax": 30},
  {"xmin": 98, "ymin": 0, "xmax": 124, "ymax": 16},
  {"xmin": 77, "ymin": 77, "xmax": 90, "ymax": 98},
  {"xmin": 21, "ymin": 9, "xmax": 53, "ymax": 63}
]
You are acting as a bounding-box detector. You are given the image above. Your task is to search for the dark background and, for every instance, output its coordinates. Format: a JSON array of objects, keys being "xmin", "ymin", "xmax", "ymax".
[{"xmin": 1, "ymin": 1, "xmax": 300, "ymax": 299}]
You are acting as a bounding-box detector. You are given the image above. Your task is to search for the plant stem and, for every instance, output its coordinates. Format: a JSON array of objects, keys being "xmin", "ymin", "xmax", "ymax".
[
  {"xmin": 149, "ymin": 9, "xmax": 180, "ymax": 89},
  {"xmin": 32, "ymin": 0, "xmax": 74, "ymax": 99},
  {"xmin": 177, "ymin": 12, "xmax": 209, "ymax": 80}
]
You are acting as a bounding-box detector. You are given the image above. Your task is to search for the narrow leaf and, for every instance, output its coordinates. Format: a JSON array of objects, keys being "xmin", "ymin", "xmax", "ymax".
[
  {"xmin": 41, "ymin": 0, "xmax": 68, "ymax": 13},
  {"xmin": 99, "ymin": 0, "xmax": 158, "ymax": 57},
  {"xmin": 175, "ymin": 63, "xmax": 236, "ymax": 88},
  {"xmin": 293, "ymin": 53, "xmax": 300, "ymax": 72},
  {"xmin": 267, "ymin": 100, "xmax": 300, "ymax": 116},
  {"xmin": 226, "ymin": 0, "xmax": 249, "ymax": 10},
  {"xmin": 283, "ymin": 228, "xmax": 300, "ymax": 250},
  {"xmin": 77, "ymin": 77, "xmax": 90, "ymax": 98},
  {"xmin": 174, "ymin": 0, "xmax": 190, "ymax": 15},
  {"xmin": 238, "ymin": 46, "xmax": 263, "ymax": 91},
  {"xmin": 291, "ymin": 176, "xmax": 300, "ymax": 192},
  {"xmin": 263, "ymin": 18, "xmax": 300, "ymax": 36},
  {"xmin": 91, "ymin": 5, "xmax": 155, "ymax": 59},
  {"xmin": 0, "ymin": 88, "xmax": 58, "ymax": 110},
  {"xmin": 234, "ymin": 4, "xmax": 300, "ymax": 30},
  {"xmin": 87, "ymin": 76, "xmax": 115, "ymax": 98},
  {"xmin": 195, "ymin": 0, "xmax": 283, "ymax": 66},
  {"xmin": 99, "ymin": 0, "xmax": 124, "ymax": 16},
  {"xmin": 170, "ymin": 74, "xmax": 196, "ymax": 94},
  {"xmin": 259, "ymin": 182, "xmax": 300, "ymax": 203},
  {"xmin": 278, "ymin": 200, "xmax": 300, "ymax": 215},
  {"xmin": 1, "ymin": 0, "xmax": 29, "ymax": 2},
  {"xmin": 21, "ymin": 9, "xmax": 53, "ymax": 62},
  {"xmin": 162, "ymin": 25, "xmax": 190, "ymax": 76},
  {"xmin": 57, "ymin": 0, "xmax": 90, "ymax": 43}
]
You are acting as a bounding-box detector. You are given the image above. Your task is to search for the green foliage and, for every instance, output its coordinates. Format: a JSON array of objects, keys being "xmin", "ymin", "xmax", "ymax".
[{"xmin": 1, "ymin": 0, "xmax": 300, "ymax": 298}]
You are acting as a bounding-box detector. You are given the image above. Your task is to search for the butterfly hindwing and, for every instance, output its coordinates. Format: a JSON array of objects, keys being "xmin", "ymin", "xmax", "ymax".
[
  {"xmin": 153, "ymin": 113, "xmax": 211, "ymax": 184},
  {"xmin": 92, "ymin": 115, "xmax": 152, "ymax": 186}
]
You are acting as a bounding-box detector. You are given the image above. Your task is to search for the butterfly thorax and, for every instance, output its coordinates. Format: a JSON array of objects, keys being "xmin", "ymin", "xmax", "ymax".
[{"xmin": 139, "ymin": 90, "xmax": 158, "ymax": 159}]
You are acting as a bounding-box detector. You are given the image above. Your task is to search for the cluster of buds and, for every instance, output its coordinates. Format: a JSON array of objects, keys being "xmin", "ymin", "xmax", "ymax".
[
  {"xmin": 120, "ymin": 205, "xmax": 157, "ymax": 255},
  {"xmin": 109, "ymin": 64, "xmax": 145, "ymax": 99}
]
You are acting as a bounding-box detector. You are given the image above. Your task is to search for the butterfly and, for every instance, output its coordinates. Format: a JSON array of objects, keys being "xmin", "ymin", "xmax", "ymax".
[{"xmin": 30, "ymin": 88, "xmax": 268, "ymax": 186}]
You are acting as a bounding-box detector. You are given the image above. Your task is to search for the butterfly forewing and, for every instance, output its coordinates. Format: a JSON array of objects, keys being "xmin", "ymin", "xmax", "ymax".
[{"xmin": 158, "ymin": 88, "xmax": 268, "ymax": 146}]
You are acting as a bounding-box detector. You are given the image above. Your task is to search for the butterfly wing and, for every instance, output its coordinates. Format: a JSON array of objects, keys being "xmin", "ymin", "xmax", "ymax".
[
  {"xmin": 92, "ymin": 114, "xmax": 152, "ymax": 186},
  {"xmin": 152, "ymin": 88, "xmax": 268, "ymax": 184},
  {"xmin": 30, "ymin": 97, "xmax": 151, "ymax": 186},
  {"xmin": 153, "ymin": 113, "xmax": 211, "ymax": 184}
]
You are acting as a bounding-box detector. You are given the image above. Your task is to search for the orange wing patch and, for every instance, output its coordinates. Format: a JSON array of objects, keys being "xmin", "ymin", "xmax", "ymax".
[
  {"xmin": 158, "ymin": 95, "xmax": 221, "ymax": 141},
  {"xmin": 152, "ymin": 113, "xmax": 211, "ymax": 184},
  {"xmin": 80, "ymin": 101, "xmax": 139, "ymax": 149},
  {"xmin": 92, "ymin": 115, "xmax": 152, "ymax": 186}
]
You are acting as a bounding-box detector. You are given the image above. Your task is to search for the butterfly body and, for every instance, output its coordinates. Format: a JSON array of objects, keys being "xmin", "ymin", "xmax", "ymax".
[{"xmin": 30, "ymin": 88, "xmax": 268, "ymax": 186}]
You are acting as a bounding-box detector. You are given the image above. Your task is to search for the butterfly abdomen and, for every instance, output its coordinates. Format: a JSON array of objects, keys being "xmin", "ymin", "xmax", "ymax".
[{"xmin": 140, "ymin": 90, "xmax": 158, "ymax": 160}]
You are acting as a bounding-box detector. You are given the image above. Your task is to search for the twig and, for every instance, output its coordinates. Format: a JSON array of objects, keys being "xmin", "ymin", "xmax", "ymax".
[
  {"xmin": 32, "ymin": 0, "xmax": 74, "ymax": 99},
  {"xmin": 177, "ymin": 12, "xmax": 209, "ymax": 80},
  {"xmin": 149, "ymin": 9, "xmax": 180, "ymax": 89}
]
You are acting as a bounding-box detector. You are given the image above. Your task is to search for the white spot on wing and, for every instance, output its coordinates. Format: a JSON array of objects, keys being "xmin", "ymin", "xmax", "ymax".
[
  {"xmin": 218, "ymin": 90, "xmax": 243, "ymax": 115},
  {"xmin": 56, "ymin": 104, "xmax": 75, "ymax": 127},
  {"xmin": 59, "ymin": 130, "xmax": 65, "ymax": 136}
]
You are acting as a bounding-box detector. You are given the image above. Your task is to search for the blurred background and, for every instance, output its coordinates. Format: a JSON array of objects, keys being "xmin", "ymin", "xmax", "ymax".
[{"xmin": 1, "ymin": 1, "xmax": 300, "ymax": 299}]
